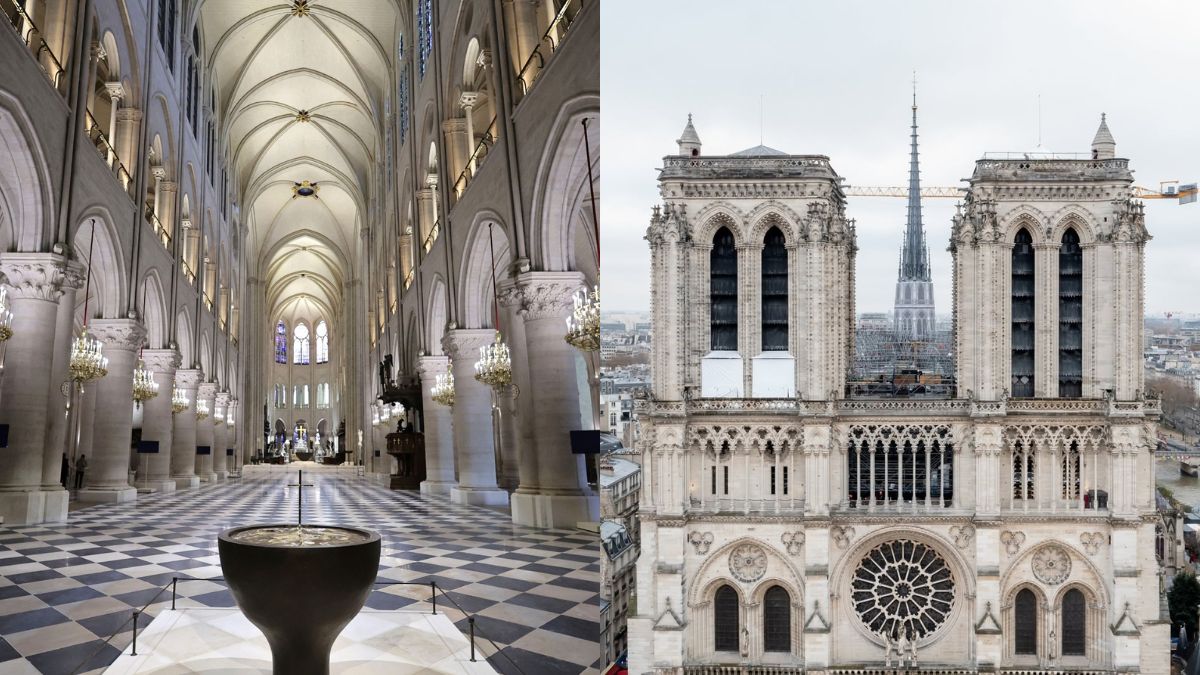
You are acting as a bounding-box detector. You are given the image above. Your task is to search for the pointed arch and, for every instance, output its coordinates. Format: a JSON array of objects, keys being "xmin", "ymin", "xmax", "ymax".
[
  {"xmin": 426, "ymin": 274, "xmax": 447, "ymax": 356},
  {"xmin": 458, "ymin": 212, "xmax": 511, "ymax": 329},
  {"xmin": 0, "ymin": 90, "xmax": 54, "ymax": 252},
  {"xmin": 140, "ymin": 269, "xmax": 169, "ymax": 348},
  {"xmin": 529, "ymin": 93, "xmax": 599, "ymax": 272}
]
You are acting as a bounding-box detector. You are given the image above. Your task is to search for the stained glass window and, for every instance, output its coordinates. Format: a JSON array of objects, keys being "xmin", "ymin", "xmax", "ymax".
[
  {"xmin": 710, "ymin": 227, "xmax": 737, "ymax": 351},
  {"xmin": 398, "ymin": 70, "xmax": 410, "ymax": 144},
  {"xmin": 1014, "ymin": 589, "xmax": 1037, "ymax": 654},
  {"xmin": 1061, "ymin": 589, "xmax": 1086, "ymax": 656},
  {"xmin": 1058, "ymin": 228, "xmax": 1083, "ymax": 397},
  {"xmin": 417, "ymin": 0, "xmax": 432, "ymax": 79},
  {"xmin": 763, "ymin": 586, "xmax": 790, "ymax": 652},
  {"xmin": 761, "ymin": 226, "xmax": 788, "ymax": 351},
  {"xmin": 274, "ymin": 320, "xmax": 287, "ymax": 363},
  {"xmin": 316, "ymin": 320, "xmax": 329, "ymax": 363},
  {"xmin": 714, "ymin": 585, "xmax": 739, "ymax": 652},
  {"xmin": 1011, "ymin": 228, "xmax": 1035, "ymax": 397},
  {"xmin": 293, "ymin": 323, "xmax": 310, "ymax": 365}
]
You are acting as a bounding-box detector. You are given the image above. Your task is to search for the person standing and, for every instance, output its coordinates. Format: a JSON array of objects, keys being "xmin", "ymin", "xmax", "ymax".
[
  {"xmin": 60, "ymin": 452, "xmax": 69, "ymax": 487},
  {"xmin": 74, "ymin": 454, "xmax": 88, "ymax": 490}
]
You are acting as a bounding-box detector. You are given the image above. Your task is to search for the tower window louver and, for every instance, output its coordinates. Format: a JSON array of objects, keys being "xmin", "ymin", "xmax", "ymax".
[
  {"xmin": 1011, "ymin": 228, "xmax": 1035, "ymax": 397},
  {"xmin": 1058, "ymin": 228, "xmax": 1083, "ymax": 397},
  {"xmin": 710, "ymin": 227, "xmax": 737, "ymax": 351},
  {"xmin": 761, "ymin": 227, "xmax": 787, "ymax": 351}
]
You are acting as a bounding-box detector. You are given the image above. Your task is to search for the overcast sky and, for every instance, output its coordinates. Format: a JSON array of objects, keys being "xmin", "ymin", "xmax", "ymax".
[{"xmin": 600, "ymin": 1, "xmax": 1200, "ymax": 316}]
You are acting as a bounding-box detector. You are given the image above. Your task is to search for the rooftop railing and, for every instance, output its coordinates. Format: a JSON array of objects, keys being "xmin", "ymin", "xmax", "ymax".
[
  {"xmin": 422, "ymin": 219, "xmax": 440, "ymax": 254},
  {"xmin": 452, "ymin": 116, "xmax": 498, "ymax": 200},
  {"xmin": 84, "ymin": 111, "xmax": 134, "ymax": 197},
  {"xmin": 514, "ymin": 0, "xmax": 584, "ymax": 103},
  {"xmin": 1, "ymin": 0, "xmax": 66, "ymax": 93}
]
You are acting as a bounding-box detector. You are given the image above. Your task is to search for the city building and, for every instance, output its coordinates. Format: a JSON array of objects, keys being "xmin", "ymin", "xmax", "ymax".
[
  {"xmin": 629, "ymin": 113, "xmax": 1166, "ymax": 673},
  {"xmin": 601, "ymin": 453, "xmax": 642, "ymax": 667}
]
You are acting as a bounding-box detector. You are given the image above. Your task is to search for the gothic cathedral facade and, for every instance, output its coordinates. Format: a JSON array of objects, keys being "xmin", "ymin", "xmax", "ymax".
[{"xmin": 629, "ymin": 116, "xmax": 1167, "ymax": 673}]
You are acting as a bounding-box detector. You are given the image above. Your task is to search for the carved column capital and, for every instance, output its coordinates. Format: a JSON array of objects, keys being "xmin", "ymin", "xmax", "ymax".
[
  {"xmin": 104, "ymin": 81, "xmax": 125, "ymax": 101},
  {"xmin": 141, "ymin": 348, "xmax": 181, "ymax": 372},
  {"xmin": 88, "ymin": 318, "xmax": 147, "ymax": 352},
  {"xmin": 152, "ymin": 166, "xmax": 167, "ymax": 180},
  {"xmin": 442, "ymin": 328, "xmax": 495, "ymax": 359},
  {"xmin": 63, "ymin": 259, "xmax": 87, "ymax": 291},
  {"xmin": 416, "ymin": 355, "xmax": 450, "ymax": 380},
  {"xmin": 197, "ymin": 382, "xmax": 218, "ymax": 400},
  {"xmin": 215, "ymin": 391, "xmax": 232, "ymax": 407},
  {"xmin": 0, "ymin": 252, "xmax": 72, "ymax": 302},
  {"xmin": 512, "ymin": 271, "xmax": 586, "ymax": 321},
  {"xmin": 459, "ymin": 91, "xmax": 480, "ymax": 110},
  {"xmin": 174, "ymin": 368, "xmax": 203, "ymax": 389}
]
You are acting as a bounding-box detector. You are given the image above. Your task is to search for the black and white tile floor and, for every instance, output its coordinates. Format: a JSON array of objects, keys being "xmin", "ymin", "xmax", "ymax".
[{"xmin": 0, "ymin": 473, "xmax": 601, "ymax": 674}]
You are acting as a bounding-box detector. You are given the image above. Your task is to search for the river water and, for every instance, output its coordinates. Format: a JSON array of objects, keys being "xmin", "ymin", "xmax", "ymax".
[{"xmin": 1157, "ymin": 457, "xmax": 1200, "ymax": 509}]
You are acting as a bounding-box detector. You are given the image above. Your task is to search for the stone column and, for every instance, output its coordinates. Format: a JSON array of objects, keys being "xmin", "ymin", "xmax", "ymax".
[
  {"xmin": 460, "ymin": 92, "xmax": 479, "ymax": 174},
  {"xmin": 212, "ymin": 391, "xmax": 230, "ymax": 480},
  {"xmin": 77, "ymin": 318, "xmax": 144, "ymax": 504},
  {"xmin": 135, "ymin": 348, "xmax": 179, "ymax": 492},
  {"xmin": 116, "ymin": 108, "xmax": 142, "ymax": 173},
  {"xmin": 496, "ymin": 385, "xmax": 520, "ymax": 490},
  {"xmin": 443, "ymin": 329, "xmax": 509, "ymax": 506},
  {"xmin": 103, "ymin": 82, "xmax": 123, "ymax": 165},
  {"xmin": 226, "ymin": 399, "xmax": 239, "ymax": 474},
  {"xmin": 508, "ymin": 272, "xmax": 596, "ymax": 527},
  {"xmin": 194, "ymin": 381, "xmax": 217, "ymax": 481},
  {"xmin": 0, "ymin": 253, "xmax": 71, "ymax": 524},
  {"xmin": 170, "ymin": 368, "xmax": 202, "ymax": 488},
  {"xmin": 417, "ymin": 355, "xmax": 456, "ymax": 495},
  {"xmin": 40, "ymin": 259, "xmax": 85, "ymax": 522},
  {"xmin": 158, "ymin": 180, "xmax": 177, "ymax": 247},
  {"xmin": 442, "ymin": 118, "xmax": 469, "ymax": 192}
]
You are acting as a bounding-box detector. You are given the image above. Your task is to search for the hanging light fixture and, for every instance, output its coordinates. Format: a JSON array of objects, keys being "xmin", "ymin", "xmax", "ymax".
[
  {"xmin": 0, "ymin": 287, "xmax": 14, "ymax": 342},
  {"xmin": 431, "ymin": 361, "xmax": 455, "ymax": 406},
  {"xmin": 171, "ymin": 387, "xmax": 190, "ymax": 413},
  {"xmin": 474, "ymin": 223, "xmax": 513, "ymax": 387},
  {"xmin": 195, "ymin": 398, "xmax": 210, "ymax": 420},
  {"xmin": 565, "ymin": 117, "xmax": 601, "ymax": 352},
  {"xmin": 69, "ymin": 226, "xmax": 108, "ymax": 382},
  {"xmin": 131, "ymin": 286, "xmax": 158, "ymax": 407},
  {"xmin": 132, "ymin": 359, "xmax": 159, "ymax": 407}
]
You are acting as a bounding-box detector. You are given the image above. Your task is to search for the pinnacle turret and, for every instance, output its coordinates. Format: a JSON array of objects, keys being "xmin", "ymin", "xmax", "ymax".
[
  {"xmin": 677, "ymin": 113, "xmax": 702, "ymax": 157},
  {"xmin": 1091, "ymin": 113, "xmax": 1115, "ymax": 159}
]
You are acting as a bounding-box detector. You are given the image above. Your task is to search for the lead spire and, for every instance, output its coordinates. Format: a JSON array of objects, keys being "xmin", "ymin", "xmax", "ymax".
[{"xmin": 899, "ymin": 76, "xmax": 931, "ymax": 282}]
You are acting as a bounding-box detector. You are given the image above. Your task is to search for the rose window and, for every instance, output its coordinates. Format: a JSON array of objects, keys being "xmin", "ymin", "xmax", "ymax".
[{"xmin": 851, "ymin": 539, "xmax": 955, "ymax": 640}]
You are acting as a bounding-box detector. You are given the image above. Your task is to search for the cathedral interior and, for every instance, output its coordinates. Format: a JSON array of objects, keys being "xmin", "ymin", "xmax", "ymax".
[
  {"xmin": 629, "ymin": 114, "xmax": 1169, "ymax": 674},
  {"xmin": 0, "ymin": 0, "xmax": 600, "ymax": 672}
]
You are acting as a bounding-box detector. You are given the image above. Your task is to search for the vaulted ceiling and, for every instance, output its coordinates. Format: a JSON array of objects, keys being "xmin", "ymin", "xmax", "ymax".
[{"xmin": 196, "ymin": 0, "xmax": 398, "ymax": 322}]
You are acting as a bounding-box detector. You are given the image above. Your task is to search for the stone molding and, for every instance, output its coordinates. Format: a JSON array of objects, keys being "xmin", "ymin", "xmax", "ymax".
[
  {"xmin": 116, "ymin": 108, "xmax": 143, "ymax": 122},
  {"xmin": 0, "ymin": 252, "xmax": 72, "ymax": 302},
  {"xmin": 442, "ymin": 328, "xmax": 494, "ymax": 358},
  {"xmin": 174, "ymin": 369, "xmax": 203, "ymax": 389},
  {"xmin": 141, "ymin": 348, "xmax": 181, "ymax": 372},
  {"xmin": 64, "ymin": 260, "xmax": 87, "ymax": 291},
  {"xmin": 88, "ymin": 318, "xmax": 147, "ymax": 352},
  {"xmin": 215, "ymin": 391, "xmax": 231, "ymax": 407},
  {"xmin": 511, "ymin": 271, "xmax": 585, "ymax": 321}
]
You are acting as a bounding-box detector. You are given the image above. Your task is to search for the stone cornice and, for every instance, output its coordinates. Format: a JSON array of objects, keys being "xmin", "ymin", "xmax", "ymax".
[
  {"xmin": 0, "ymin": 252, "xmax": 71, "ymax": 301},
  {"xmin": 141, "ymin": 348, "xmax": 181, "ymax": 372},
  {"xmin": 88, "ymin": 318, "xmax": 147, "ymax": 352}
]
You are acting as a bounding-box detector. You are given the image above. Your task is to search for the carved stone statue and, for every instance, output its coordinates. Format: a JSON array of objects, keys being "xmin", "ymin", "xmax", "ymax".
[{"xmin": 740, "ymin": 625, "xmax": 749, "ymax": 657}]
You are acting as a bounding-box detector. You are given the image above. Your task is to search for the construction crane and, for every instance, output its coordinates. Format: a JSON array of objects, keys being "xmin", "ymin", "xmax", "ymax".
[{"xmin": 843, "ymin": 181, "xmax": 1198, "ymax": 202}]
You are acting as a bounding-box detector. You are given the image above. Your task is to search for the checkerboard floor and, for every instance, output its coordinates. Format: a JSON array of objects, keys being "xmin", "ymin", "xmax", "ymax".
[{"xmin": 0, "ymin": 474, "xmax": 601, "ymax": 674}]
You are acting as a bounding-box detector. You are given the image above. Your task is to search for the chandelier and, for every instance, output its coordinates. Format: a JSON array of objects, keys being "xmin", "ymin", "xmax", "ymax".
[
  {"xmin": 195, "ymin": 398, "xmax": 209, "ymax": 420},
  {"xmin": 69, "ymin": 327, "xmax": 107, "ymax": 382},
  {"xmin": 474, "ymin": 331, "xmax": 512, "ymax": 387},
  {"xmin": 0, "ymin": 287, "xmax": 13, "ymax": 342},
  {"xmin": 380, "ymin": 402, "xmax": 392, "ymax": 423},
  {"xmin": 565, "ymin": 284, "xmax": 599, "ymax": 351},
  {"xmin": 371, "ymin": 407, "xmax": 381, "ymax": 426},
  {"xmin": 171, "ymin": 387, "xmax": 189, "ymax": 413},
  {"xmin": 473, "ymin": 223, "xmax": 513, "ymax": 388},
  {"xmin": 431, "ymin": 364, "xmax": 455, "ymax": 406},
  {"xmin": 226, "ymin": 409, "xmax": 234, "ymax": 426},
  {"xmin": 131, "ymin": 359, "xmax": 159, "ymax": 406}
]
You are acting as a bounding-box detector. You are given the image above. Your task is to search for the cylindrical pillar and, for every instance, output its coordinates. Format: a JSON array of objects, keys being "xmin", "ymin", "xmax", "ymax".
[
  {"xmin": 417, "ymin": 355, "xmax": 455, "ymax": 495},
  {"xmin": 195, "ymin": 382, "xmax": 217, "ymax": 482},
  {"xmin": 509, "ymin": 272, "xmax": 597, "ymax": 528},
  {"xmin": 443, "ymin": 329, "xmax": 508, "ymax": 507},
  {"xmin": 39, "ymin": 259, "xmax": 85, "ymax": 522},
  {"xmin": 213, "ymin": 391, "xmax": 229, "ymax": 480},
  {"xmin": 170, "ymin": 369, "xmax": 202, "ymax": 488},
  {"xmin": 136, "ymin": 348, "xmax": 179, "ymax": 492},
  {"xmin": 0, "ymin": 253, "xmax": 71, "ymax": 524},
  {"xmin": 77, "ymin": 318, "xmax": 144, "ymax": 503}
]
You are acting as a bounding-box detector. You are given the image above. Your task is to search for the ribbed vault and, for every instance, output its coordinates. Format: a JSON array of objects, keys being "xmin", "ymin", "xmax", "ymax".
[{"xmin": 196, "ymin": 0, "xmax": 397, "ymax": 323}]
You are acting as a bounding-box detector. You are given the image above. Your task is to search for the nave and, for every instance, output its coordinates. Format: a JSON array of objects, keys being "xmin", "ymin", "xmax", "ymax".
[{"xmin": 0, "ymin": 473, "xmax": 600, "ymax": 674}]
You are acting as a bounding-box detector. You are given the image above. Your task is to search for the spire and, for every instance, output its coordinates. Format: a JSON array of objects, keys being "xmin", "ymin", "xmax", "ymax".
[
  {"xmin": 677, "ymin": 113, "xmax": 702, "ymax": 157},
  {"xmin": 1091, "ymin": 112, "xmax": 1116, "ymax": 159},
  {"xmin": 899, "ymin": 79, "xmax": 931, "ymax": 282}
]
